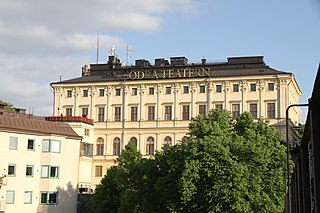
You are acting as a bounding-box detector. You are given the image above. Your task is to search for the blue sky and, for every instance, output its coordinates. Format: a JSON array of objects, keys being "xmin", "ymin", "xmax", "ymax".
[{"xmin": 0, "ymin": 0, "xmax": 319, "ymax": 123}]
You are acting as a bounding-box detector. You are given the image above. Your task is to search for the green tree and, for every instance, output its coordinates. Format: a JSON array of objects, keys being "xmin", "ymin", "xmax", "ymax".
[
  {"xmin": 89, "ymin": 143, "xmax": 160, "ymax": 213},
  {"xmin": 0, "ymin": 100, "xmax": 15, "ymax": 112},
  {"xmin": 89, "ymin": 110, "xmax": 288, "ymax": 213}
]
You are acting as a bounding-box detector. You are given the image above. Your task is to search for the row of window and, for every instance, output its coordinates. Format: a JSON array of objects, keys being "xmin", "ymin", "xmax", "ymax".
[
  {"xmin": 71, "ymin": 102, "xmax": 276, "ymax": 122},
  {"xmin": 81, "ymin": 136, "xmax": 188, "ymax": 157},
  {"xmin": 6, "ymin": 190, "xmax": 57, "ymax": 205},
  {"xmin": 9, "ymin": 137, "xmax": 35, "ymax": 150},
  {"xmin": 66, "ymin": 83, "xmax": 276, "ymax": 98},
  {"xmin": 9, "ymin": 138, "xmax": 61, "ymax": 153},
  {"xmin": 7, "ymin": 164, "xmax": 59, "ymax": 178}
]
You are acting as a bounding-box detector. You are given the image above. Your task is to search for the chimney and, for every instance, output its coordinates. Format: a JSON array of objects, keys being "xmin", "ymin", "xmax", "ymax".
[
  {"xmin": 201, "ymin": 57, "xmax": 207, "ymax": 65},
  {"xmin": 82, "ymin": 64, "xmax": 90, "ymax": 76}
]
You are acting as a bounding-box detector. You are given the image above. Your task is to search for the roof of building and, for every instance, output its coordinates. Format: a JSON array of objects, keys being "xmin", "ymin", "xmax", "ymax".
[
  {"xmin": 51, "ymin": 56, "xmax": 292, "ymax": 85},
  {"xmin": 0, "ymin": 114, "xmax": 82, "ymax": 139}
]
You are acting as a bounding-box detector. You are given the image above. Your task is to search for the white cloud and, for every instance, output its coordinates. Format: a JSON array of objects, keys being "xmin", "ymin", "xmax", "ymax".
[
  {"xmin": 0, "ymin": 0, "xmax": 196, "ymax": 115},
  {"xmin": 0, "ymin": 73, "xmax": 52, "ymax": 115}
]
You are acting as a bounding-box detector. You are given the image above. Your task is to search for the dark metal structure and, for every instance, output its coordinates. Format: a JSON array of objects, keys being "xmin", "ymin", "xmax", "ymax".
[{"xmin": 290, "ymin": 64, "xmax": 320, "ymax": 212}]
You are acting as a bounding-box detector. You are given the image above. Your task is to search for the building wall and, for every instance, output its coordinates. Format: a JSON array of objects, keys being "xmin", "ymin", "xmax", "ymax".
[
  {"xmin": 68, "ymin": 122, "xmax": 95, "ymax": 192},
  {"xmin": 52, "ymin": 71, "xmax": 301, "ymax": 186},
  {"xmin": 0, "ymin": 131, "xmax": 81, "ymax": 213}
]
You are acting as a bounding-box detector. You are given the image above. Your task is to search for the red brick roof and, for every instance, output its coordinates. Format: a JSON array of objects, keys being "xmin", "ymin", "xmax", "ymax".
[{"xmin": 0, "ymin": 115, "xmax": 82, "ymax": 139}]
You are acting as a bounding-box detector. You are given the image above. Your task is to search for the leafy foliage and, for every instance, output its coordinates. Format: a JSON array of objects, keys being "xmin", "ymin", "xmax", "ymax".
[
  {"xmin": 89, "ymin": 110, "xmax": 288, "ymax": 213},
  {"xmin": 0, "ymin": 100, "xmax": 15, "ymax": 112}
]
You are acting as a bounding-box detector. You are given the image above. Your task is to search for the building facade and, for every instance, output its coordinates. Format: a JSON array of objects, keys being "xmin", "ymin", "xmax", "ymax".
[
  {"xmin": 0, "ymin": 108, "xmax": 82, "ymax": 213},
  {"xmin": 51, "ymin": 55, "xmax": 301, "ymax": 186},
  {"xmin": 290, "ymin": 65, "xmax": 320, "ymax": 213}
]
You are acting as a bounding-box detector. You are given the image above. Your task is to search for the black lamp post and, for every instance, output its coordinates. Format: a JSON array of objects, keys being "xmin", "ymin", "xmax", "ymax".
[{"xmin": 285, "ymin": 103, "xmax": 309, "ymax": 213}]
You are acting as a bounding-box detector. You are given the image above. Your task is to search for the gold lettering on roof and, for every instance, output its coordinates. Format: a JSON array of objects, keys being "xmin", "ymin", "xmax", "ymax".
[{"xmin": 127, "ymin": 68, "xmax": 211, "ymax": 80}]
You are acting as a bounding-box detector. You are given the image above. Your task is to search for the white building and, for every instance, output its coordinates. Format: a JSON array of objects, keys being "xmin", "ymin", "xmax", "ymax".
[
  {"xmin": 50, "ymin": 55, "xmax": 301, "ymax": 187},
  {"xmin": 0, "ymin": 107, "xmax": 82, "ymax": 213}
]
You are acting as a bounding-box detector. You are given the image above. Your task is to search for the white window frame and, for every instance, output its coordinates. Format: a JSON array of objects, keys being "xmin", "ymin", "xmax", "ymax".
[
  {"xmin": 6, "ymin": 191, "xmax": 15, "ymax": 204},
  {"xmin": 8, "ymin": 164, "xmax": 16, "ymax": 176},
  {"xmin": 40, "ymin": 192, "xmax": 58, "ymax": 205},
  {"xmin": 9, "ymin": 136, "xmax": 18, "ymax": 150},
  {"xmin": 42, "ymin": 140, "xmax": 61, "ymax": 153},
  {"xmin": 26, "ymin": 165, "xmax": 34, "ymax": 177},
  {"xmin": 24, "ymin": 191, "xmax": 32, "ymax": 204},
  {"xmin": 27, "ymin": 139, "xmax": 35, "ymax": 151},
  {"xmin": 41, "ymin": 166, "xmax": 59, "ymax": 178}
]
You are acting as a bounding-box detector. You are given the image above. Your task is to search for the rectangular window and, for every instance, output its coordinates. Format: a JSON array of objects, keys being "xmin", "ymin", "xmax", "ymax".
[
  {"xmin": 24, "ymin": 191, "xmax": 32, "ymax": 204},
  {"xmin": 149, "ymin": 87, "xmax": 154, "ymax": 95},
  {"xmin": 95, "ymin": 166, "xmax": 103, "ymax": 177},
  {"xmin": 98, "ymin": 107, "xmax": 105, "ymax": 122},
  {"xmin": 42, "ymin": 140, "xmax": 60, "ymax": 153},
  {"xmin": 268, "ymin": 83, "xmax": 274, "ymax": 91},
  {"xmin": 250, "ymin": 103, "xmax": 258, "ymax": 119},
  {"xmin": 67, "ymin": 90, "xmax": 72, "ymax": 98},
  {"xmin": 115, "ymin": 88, "xmax": 121, "ymax": 96},
  {"xmin": 26, "ymin": 165, "xmax": 34, "ymax": 177},
  {"xmin": 199, "ymin": 85, "xmax": 205, "ymax": 93},
  {"xmin": 148, "ymin": 106, "xmax": 155, "ymax": 121},
  {"xmin": 164, "ymin": 106, "xmax": 172, "ymax": 121},
  {"xmin": 233, "ymin": 84, "xmax": 239, "ymax": 92},
  {"xmin": 215, "ymin": 104, "xmax": 223, "ymax": 110},
  {"xmin": 165, "ymin": 87, "xmax": 171, "ymax": 94},
  {"xmin": 216, "ymin": 85, "xmax": 222, "ymax": 93},
  {"xmin": 99, "ymin": 89, "xmax": 104, "ymax": 97},
  {"xmin": 82, "ymin": 107, "xmax": 88, "ymax": 118},
  {"xmin": 81, "ymin": 142, "xmax": 93, "ymax": 156},
  {"xmin": 8, "ymin": 164, "xmax": 16, "ymax": 176},
  {"xmin": 132, "ymin": 88, "xmax": 138, "ymax": 96},
  {"xmin": 41, "ymin": 166, "xmax": 59, "ymax": 178},
  {"xmin": 9, "ymin": 136, "xmax": 18, "ymax": 150},
  {"xmin": 232, "ymin": 104, "xmax": 240, "ymax": 119},
  {"xmin": 6, "ymin": 191, "xmax": 15, "ymax": 204},
  {"xmin": 183, "ymin": 86, "xmax": 189, "ymax": 94},
  {"xmin": 267, "ymin": 103, "xmax": 276, "ymax": 119},
  {"xmin": 182, "ymin": 105, "xmax": 190, "ymax": 120},
  {"xmin": 199, "ymin": 105, "xmax": 206, "ymax": 116},
  {"xmin": 83, "ymin": 89, "xmax": 88, "ymax": 97},
  {"xmin": 114, "ymin": 107, "xmax": 121, "ymax": 122},
  {"xmin": 40, "ymin": 192, "xmax": 58, "ymax": 205},
  {"xmin": 66, "ymin": 108, "xmax": 72, "ymax": 116},
  {"xmin": 84, "ymin": 129, "xmax": 90, "ymax": 136},
  {"xmin": 131, "ymin": 106, "xmax": 138, "ymax": 121},
  {"xmin": 27, "ymin": 139, "xmax": 34, "ymax": 150},
  {"xmin": 250, "ymin": 83, "xmax": 256, "ymax": 92},
  {"xmin": 50, "ymin": 140, "xmax": 60, "ymax": 153}
]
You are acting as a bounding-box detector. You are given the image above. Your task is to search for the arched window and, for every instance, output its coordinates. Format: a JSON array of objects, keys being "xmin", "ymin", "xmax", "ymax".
[
  {"xmin": 113, "ymin": 137, "xmax": 121, "ymax": 156},
  {"xmin": 181, "ymin": 136, "xmax": 188, "ymax": 142},
  {"xmin": 96, "ymin": 137, "xmax": 104, "ymax": 155},
  {"xmin": 146, "ymin": 137, "xmax": 154, "ymax": 155},
  {"xmin": 130, "ymin": 137, "xmax": 137, "ymax": 146},
  {"xmin": 164, "ymin": 136, "xmax": 172, "ymax": 146}
]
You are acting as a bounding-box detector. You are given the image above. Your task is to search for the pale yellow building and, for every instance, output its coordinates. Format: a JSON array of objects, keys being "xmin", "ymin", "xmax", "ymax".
[
  {"xmin": 51, "ymin": 55, "xmax": 301, "ymax": 186},
  {"xmin": 0, "ymin": 108, "xmax": 82, "ymax": 213}
]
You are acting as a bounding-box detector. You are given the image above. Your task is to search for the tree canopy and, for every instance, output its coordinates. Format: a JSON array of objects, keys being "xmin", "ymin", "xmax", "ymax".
[
  {"xmin": 89, "ymin": 110, "xmax": 288, "ymax": 213},
  {"xmin": 0, "ymin": 100, "xmax": 15, "ymax": 112}
]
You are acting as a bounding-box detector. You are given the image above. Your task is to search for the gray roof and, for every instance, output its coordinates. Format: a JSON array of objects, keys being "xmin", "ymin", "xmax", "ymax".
[
  {"xmin": 0, "ymin": 115, "xmax": 82, "ymax": 139},
  {"xmin": 51, "ymin": 56, "xmax": 291, "ymax": 85}
]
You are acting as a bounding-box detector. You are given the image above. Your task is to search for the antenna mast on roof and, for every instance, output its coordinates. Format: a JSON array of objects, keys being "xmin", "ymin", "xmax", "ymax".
[
  {"xmin": 96, "ymin": 32, "xmax": 100, "ymax": 64},
  {"xmin": 125, "ymin": 44, "xmax": 132, "ymax": 66}
]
